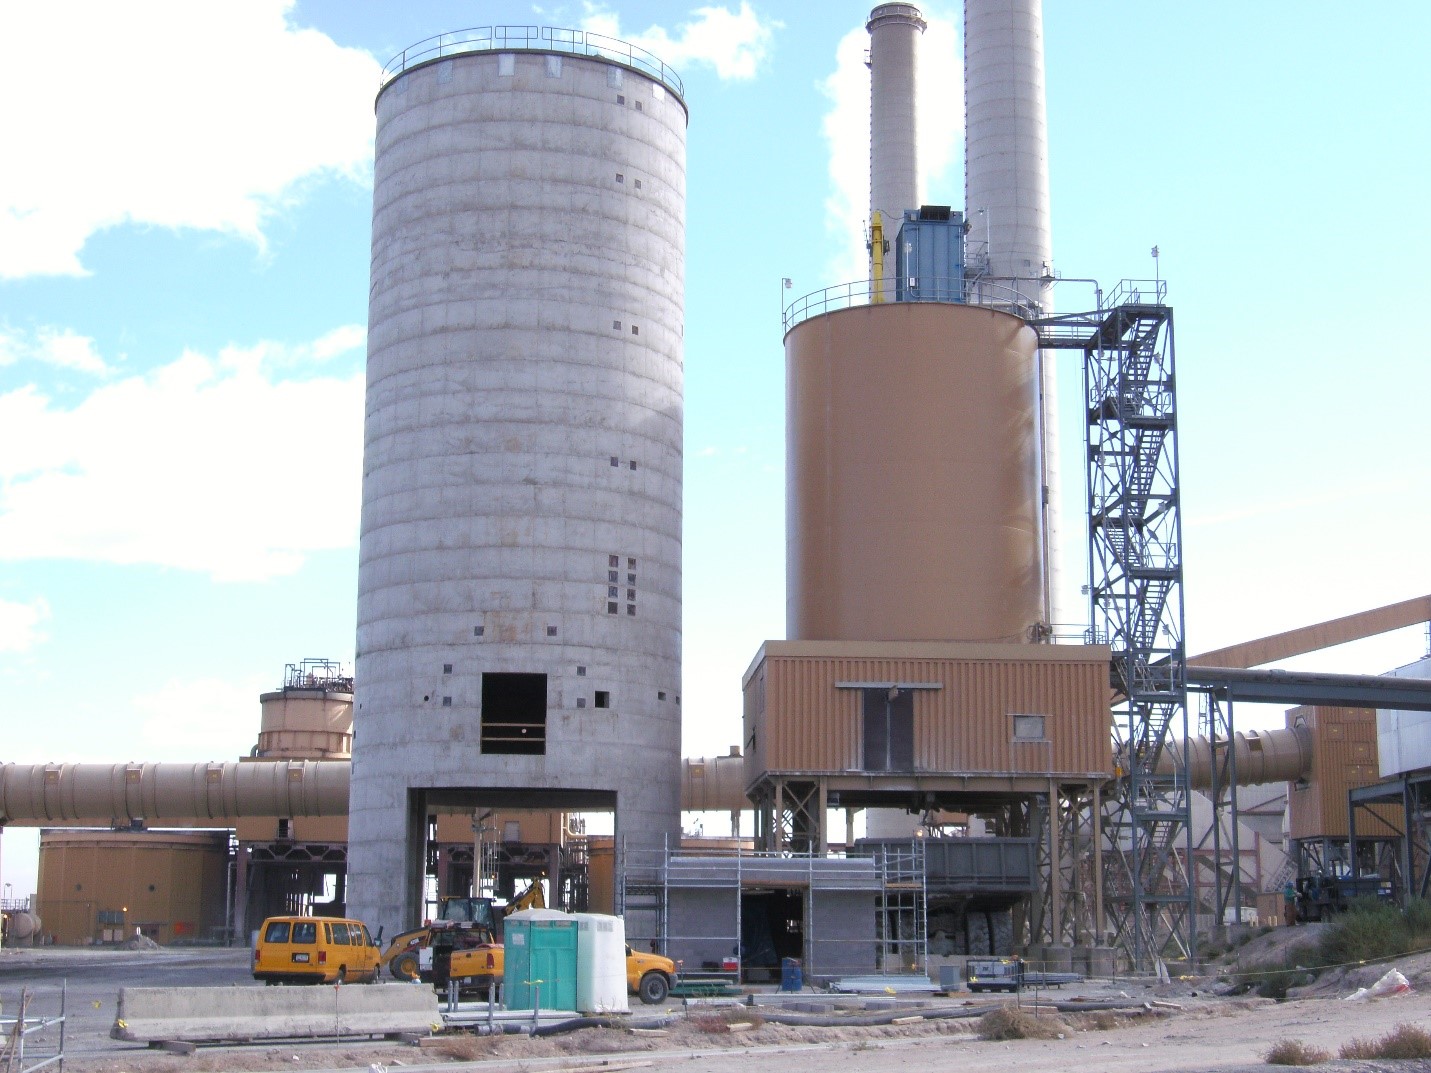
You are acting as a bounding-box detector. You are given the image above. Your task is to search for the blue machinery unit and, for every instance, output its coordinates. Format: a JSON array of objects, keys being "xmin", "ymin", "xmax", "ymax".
[{"xmin": 894, "ymin": 206, "xmax": 965, "ymax": 303}]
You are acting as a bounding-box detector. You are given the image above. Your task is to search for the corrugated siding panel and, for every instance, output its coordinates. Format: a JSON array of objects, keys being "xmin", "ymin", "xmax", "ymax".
[
  {"xmin": 1290, "ymin": 706, "xmax": 1399, "ymax": 840},
  {"xmin": 754, "ymin": 652, "xmax": 1110, "ymax": 777}
]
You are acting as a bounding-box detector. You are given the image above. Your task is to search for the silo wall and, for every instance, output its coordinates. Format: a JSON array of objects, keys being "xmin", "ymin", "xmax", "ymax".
[{"xmin": 349, "ymin": 45, "xmax": 686, "ymax": 932}]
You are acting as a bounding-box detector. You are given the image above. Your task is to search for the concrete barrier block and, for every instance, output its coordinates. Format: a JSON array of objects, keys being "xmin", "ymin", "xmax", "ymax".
[{"xmin": 112, "ymin": 983, "xmax": 439, "ymax": 1043}]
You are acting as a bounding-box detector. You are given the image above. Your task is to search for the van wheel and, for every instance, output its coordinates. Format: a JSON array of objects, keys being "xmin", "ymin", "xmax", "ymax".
[
  {"xmin": 336, "ymin": 967, "xmax": 347, "ymax": 984},
  {"xmin": 392, "ymin": 952, "xmax": 420, "ymax": 980},
  {"xmin": 638, "ymin": 972, "xmax": 669, "ymax": 1005}
]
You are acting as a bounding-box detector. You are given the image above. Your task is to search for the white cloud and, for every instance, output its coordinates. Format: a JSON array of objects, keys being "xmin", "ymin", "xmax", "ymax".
[
  {"xmin": 0, "ymin": 1, "xmax": 380, "ymax": 280},
  {"xmin": 0, "ymin": 326, "xmax": 108, "ymax": 376},
  {"xmin": 133, "ymin": 676, "xmax": 269, "ymax": 757},
  {"xmin": 0, "ymin": 597, "xmax": 49, "ymax": 653},
  {"xmin": 581, "ymin": 3, "xmax": 780, "ymax": 81},
  {"xmin": 821, "ymin": 8, "xmax": 963, "ymax": 282},
  {"xmin": 0, "ymin": 329, "xmax": 365, "ymax": 581}
]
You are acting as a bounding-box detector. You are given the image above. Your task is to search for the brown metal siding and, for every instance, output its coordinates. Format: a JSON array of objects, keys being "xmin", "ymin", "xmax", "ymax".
[
  {"xmin": 1288, "ymin": 705, "xmax": 1399, "ymax": 840},
  {"xmin": 744, "ymin": 642, "xmax": 1111, "ymax": 779},
  {"xmin": 785, "ymin": 303, "xmax": 1046, "ymax": 643}
]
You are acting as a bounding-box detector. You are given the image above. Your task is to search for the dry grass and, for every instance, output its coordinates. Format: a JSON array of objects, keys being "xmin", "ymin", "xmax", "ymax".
[
  {"xmin": 976, "ymin": 1005, "xmax": 1069, "ymax": 1041},
  {"xmin": 1263, "ymin": 1038, "xmax": 1330, "ymax": 1065},
  {"xmin": 1339, "ymin": 1022, "xmax": 1431, "ymax": 1060},
  {"xmin": 690, "ymin": 1008, "xmax": 766, "ymax": 1034}
]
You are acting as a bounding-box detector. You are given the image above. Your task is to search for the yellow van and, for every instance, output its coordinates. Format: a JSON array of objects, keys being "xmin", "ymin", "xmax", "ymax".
[{"xmin": 252, "ymin": 916, "xmax": 381, "ymax": 984}]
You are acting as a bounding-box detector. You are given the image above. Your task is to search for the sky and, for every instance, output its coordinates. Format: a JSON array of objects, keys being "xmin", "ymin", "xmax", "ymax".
[{"xmin": 2, "ymin": 1, "xmax": 1429, "ymax": 901}]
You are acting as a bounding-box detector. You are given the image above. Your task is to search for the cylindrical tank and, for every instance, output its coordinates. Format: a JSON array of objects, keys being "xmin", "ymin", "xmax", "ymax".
[
  {"xmin": 349, "ymin": 33, "xmax": 687, "ymax": 932},
  {"xmin": 867, "ymin": 4, "xmax": 925, "ymax": 223},
  {"xmin": 257, "ymin": 685, "xmax": 352, "ymax": 759},
  {"xmin": 965, "ymin": 0, "xmax": 1061, "ymax": 628},
  {"xmin": 786, "ymin": 301, "xmax": 1046, "ymax": 642}
]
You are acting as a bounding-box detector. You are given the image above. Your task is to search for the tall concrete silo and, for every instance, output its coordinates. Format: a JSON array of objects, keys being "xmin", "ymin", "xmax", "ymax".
[{"xmin": 348, "ymin": 30, "xmax": 687, "ymax": 932}]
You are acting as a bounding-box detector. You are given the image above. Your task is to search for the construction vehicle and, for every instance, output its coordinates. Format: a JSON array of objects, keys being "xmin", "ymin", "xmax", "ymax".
[
  {"xmin": 379, "ymin": 881, "xmax": 545, "ymax": 983},
  {"xmin": 1295, "ymin": 873, "xmax": 1394, "ymax": 923},
  {"xmin": 964, "ymin": 956, "xmax": 1083, "ymax": 993},
  {"xmin": 449, "ymin": 935, "xmax": 677, "ymax": 1004}
]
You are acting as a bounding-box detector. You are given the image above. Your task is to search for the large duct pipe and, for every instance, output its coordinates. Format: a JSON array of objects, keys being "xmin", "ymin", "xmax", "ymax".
[
  {"xmin": 867, "ymin": 3, "xmax": 926, "ymax": 225},
  {"xmin": 0, "ymin": 757, "xmax": 752, "ymax": 826},
  {"xmin": 0, "ymin": 761, "xmax": 350, "ymax": 826},
  {"xmin": 1147, "ymin": 725, "xmax": 1314, "ymax": 789}
]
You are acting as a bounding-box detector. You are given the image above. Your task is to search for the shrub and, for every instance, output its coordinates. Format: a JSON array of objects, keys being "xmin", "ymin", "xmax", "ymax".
[
  {"xmin": 977, "ymin": 1006, "xmax": 1068, "ymax": 1041},
  {"xmin": 1339, "ymin": 1023, "xmax": 1431, "ymax": 1061},
  {"xmin": 1403, "ymin": 897, "xmax": 1431, "ymax": 941},
  {"xmin": 1264, "ymin": 1038, "xmax": 1330, "ymax": 1065},
  {"xmin": 1317, "ymin": 899, "xmax": 1409, "ymax": 965}
]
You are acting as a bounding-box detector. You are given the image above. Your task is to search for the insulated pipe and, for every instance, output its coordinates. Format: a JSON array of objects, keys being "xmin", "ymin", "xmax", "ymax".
[
  {"xmin": 1147, "ymin": 725, "xmax": 1314, "ymax": 789},
  {"xmin": 0, "ymin": 761, "xmax": 350, "ymax": 826},
  {"xmin": 0, "ymin": 756, "xmax": 752, "ymax": 826}
]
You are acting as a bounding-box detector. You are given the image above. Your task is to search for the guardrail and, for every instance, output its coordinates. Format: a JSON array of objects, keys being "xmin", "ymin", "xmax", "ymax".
[
  {"xmin": 782, "ymin": 277, "xmax": 1042, "ymax": 334},
  {"xmin": 380, "ymin": 25, "xmax": 685, "ymax": 101}
]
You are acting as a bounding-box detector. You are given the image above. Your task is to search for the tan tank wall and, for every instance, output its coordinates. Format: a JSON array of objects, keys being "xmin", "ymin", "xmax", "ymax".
[
  {"xmin": 257, "ymin": 689, "xmax": 353, "ymax": 759},
  {"xmin": 36, "ymin": 830, "xmax": 228, "ymax": 945},
  {"xmin": 786, "ymin": 302, "xmax": 1046, "ymax": 642},
  {"xmin": 743, "ymin": 640, "xmax": 1112, "ymax": 778},
  {"xmin": 1288, "ymin": 705, "xmax": 1398, "ymax": 840}
]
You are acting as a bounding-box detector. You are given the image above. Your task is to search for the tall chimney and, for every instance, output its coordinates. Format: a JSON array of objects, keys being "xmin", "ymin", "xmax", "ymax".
[
  {"xmin": 965, "ymin": 0, "xmax": 1061, "ymax": 629},
  {"xmin": 867, "ymin": 4, "xmax": 926, "ymax": 225}
]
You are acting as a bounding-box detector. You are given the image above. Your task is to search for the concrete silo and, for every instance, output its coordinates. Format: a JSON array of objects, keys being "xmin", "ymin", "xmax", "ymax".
[{"xmin": 347, "ymin": 29, "xmax": 687, "ymax": 932}]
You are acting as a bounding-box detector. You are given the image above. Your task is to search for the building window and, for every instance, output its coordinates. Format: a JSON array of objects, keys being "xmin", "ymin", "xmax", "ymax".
[
  {"xmin": 616, "ymin": 93, "xmax": 626, "ymax": 104},
  {"xmin": 610, "ymin": 455, "xmax": 620, "ymax": 466},
  {"xmin": 607, "ymin": 601, "xmax": 618, "ymax": 614},
  {"xmin": 577, "ymin": 666, "xmax": 586, "ymax": 676},
  {"xmin": 615, "ymin": 173, "xmax": 624, "ymax": 184},
  {"xmin": 634, "ymin": 179, "xmax": 643, "ymax": 190},
  {"xmin": 609, "ymin": 554, "xmax": 620, "ymax": 567},
  {"xmin": 862, "ymin": 687, "xmax": 914, "ymax": 772},
  {"xmin": 474, "ymin": 626, "xmax": 484, "ymax": 637},
  {"xmin": 608, "ymin": 586, "xmax": 619, "ymax": 598},
  {"xmin": 626, "ymin": 604, "xmax": 636, "ymax": 616},
  {"xmin": 442, "ymin": 696, "xmax": 452, "ymax": 707},
  {"xmin": 607, "ymin": 66, "xmax": 623, "ymax": 88},
  {"xmin": 608, "ymin": 570, "xmax": 619, "ymax": 583},
  {"xmin": 627, "ymin": 557, "xmax": 636, "ymax": 568},
  {"xmin": 443, "ymin": 663, "xmax": 452, "ymax": 674},
  {"xmin": 626, "ymin": 588, "xmax": 635, "ymax": 600},
  {"xmin": 595, "ymin": 691, "xmax": 610, "ymax": 709},
  {"xmin": 546, "ymin": 625, "xmax": 558, "ymax": 637},
  {"xmin": 480, "ymin": 672, "xmax": 547, "ymax": 755},
  {"xmin": 577, "ymin": 697, "xmax": 587, "ymax": 708},
  {"xmin": 1012, "ymin": 714, "xmax": 1047, "ymax": 741},
  {"xmin": 658, "ymin": 691, "xmax": 666, "ymax": 700},
  {"xmin": 626, "ymin": 573, "xmax": 636, "ymax": 585}
]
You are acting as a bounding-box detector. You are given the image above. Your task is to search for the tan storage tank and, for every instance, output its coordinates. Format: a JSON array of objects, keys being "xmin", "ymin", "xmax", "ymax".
[
  {"xmin": 786, "ymin": 301, "xmax": 1046, "ymax": 643},
  {"xmin": 36, "ymin": 829, "xmax": 228, "ymax": 945}
]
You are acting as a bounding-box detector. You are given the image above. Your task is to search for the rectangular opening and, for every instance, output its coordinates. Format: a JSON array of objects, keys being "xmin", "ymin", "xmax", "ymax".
[
  {"xmin": 481, "ymin": 672, "xmax": 547, "ymax": 755},
  {"xmin": 862, "ymin": 687, "xmax": 914, "ymax": 771},
  {"xmin": 594, "ymin": 690, "xmax": 610, "ymax": 709},
  {"xmin": 1012, "ymin": 714, "xmax": 1046, "ymax": 741}
]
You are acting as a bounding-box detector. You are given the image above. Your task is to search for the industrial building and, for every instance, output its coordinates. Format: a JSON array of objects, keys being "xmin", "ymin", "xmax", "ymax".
[{"xmin": 7, "ymin": 3, "xmax": 1431, "ymax": 983}]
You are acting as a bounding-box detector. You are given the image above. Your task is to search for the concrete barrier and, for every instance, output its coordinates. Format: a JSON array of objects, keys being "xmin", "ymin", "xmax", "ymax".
[{"xmin": 112, "ymin": 983, "xmax": 439, "ymax": 1043}]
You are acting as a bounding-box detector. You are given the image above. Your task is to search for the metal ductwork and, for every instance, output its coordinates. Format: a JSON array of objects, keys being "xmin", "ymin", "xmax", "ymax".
[
  {"xmin": 0, "ymin": 756, "xmax": 752, "ymax": 826},
  {"xmin": 0, "ymin": 761, "xmax": 350, "ymax": 827},
  {"xmin": 1148, "ymin": 725, "xmax": 1313, "ymax": 789}
]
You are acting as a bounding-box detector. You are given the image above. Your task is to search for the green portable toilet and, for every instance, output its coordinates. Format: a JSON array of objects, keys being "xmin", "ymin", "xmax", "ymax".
[{"xmin": 503, "ymin": 909, "xmax": 578, "ymax": 1011}]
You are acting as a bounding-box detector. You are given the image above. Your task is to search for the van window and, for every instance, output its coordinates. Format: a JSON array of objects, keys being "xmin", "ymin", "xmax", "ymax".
[
  {"xmin": 292, "ymin": 921, "xmax": 318, "ymax": 944},
  {"xmin": 356, "ymin": 924, "xmax": 371, "ymax": 946},
  {"xmin": 263, "ymin": 921, "xmax": 291, "ymax": 943},
  {"xmin": 331, "ymin": 923, "xmax": 351, "ymax": 944}
]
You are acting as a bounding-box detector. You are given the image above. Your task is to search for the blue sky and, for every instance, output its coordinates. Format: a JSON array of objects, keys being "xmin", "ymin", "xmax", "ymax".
[{"xmin": 2, "ymin": 1, "xmax": 1428, "ymax": 900}]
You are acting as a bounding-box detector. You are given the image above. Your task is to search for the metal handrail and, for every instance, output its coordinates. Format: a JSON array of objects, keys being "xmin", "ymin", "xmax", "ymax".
[
  {"xmin": 1104, "ymin": 277, "xmax": 1167, "ymax": 307},
  {"xmin": 782, "ymin": 277, "xmax": 1043, "ymax": 334},
  {"xmin": 380, "ymin": 24, "xmax": 685, "ymax": 101}
]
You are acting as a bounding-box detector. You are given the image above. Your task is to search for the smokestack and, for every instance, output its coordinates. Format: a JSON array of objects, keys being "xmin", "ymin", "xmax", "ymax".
[
  {"xmin": 965, "ymin": 0, "xmax": 1060, "ymax": 631},
  {"xmin": 964, "ymin": 0, "xmax": 1052, "ymax": 306},
  {"xmin": 867, "ymin": 4, "xmax": 926, "ymax": 225}
]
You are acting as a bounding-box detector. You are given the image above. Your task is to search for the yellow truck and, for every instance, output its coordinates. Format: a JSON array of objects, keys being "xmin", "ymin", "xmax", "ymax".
[{"xmin": 449, "ymin": 940, "xmax": 676, "ymax": 1004}]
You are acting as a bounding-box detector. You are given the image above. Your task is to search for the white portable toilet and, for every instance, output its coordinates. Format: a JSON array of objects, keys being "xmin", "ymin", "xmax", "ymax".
[{"xmin": 574, "ymin": 913, "xmax": 628, "ymax": 1014}]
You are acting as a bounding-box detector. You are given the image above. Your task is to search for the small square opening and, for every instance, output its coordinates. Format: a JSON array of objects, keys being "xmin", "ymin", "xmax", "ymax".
[{"xmin": 594, "ymin": 691, "xmax": 610, "ymax": 709}]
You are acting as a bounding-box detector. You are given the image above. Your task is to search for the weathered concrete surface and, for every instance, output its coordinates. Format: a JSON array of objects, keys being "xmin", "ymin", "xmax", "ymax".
[{"xmin": 111, "ymin": 983, "xmax": 439, "ymax": 1042}]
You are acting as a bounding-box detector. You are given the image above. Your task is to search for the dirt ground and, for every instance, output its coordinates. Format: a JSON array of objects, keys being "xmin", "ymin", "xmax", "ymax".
[{"xmin": 12, "ymin": 937, "xmax": 1431, "ymax": 1073}]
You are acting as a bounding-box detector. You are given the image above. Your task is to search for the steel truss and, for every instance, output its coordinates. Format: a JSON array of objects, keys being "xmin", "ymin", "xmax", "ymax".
[{"xmin": 1038, "ymin": 297, "xmax": 1192, "ymax": 970}]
